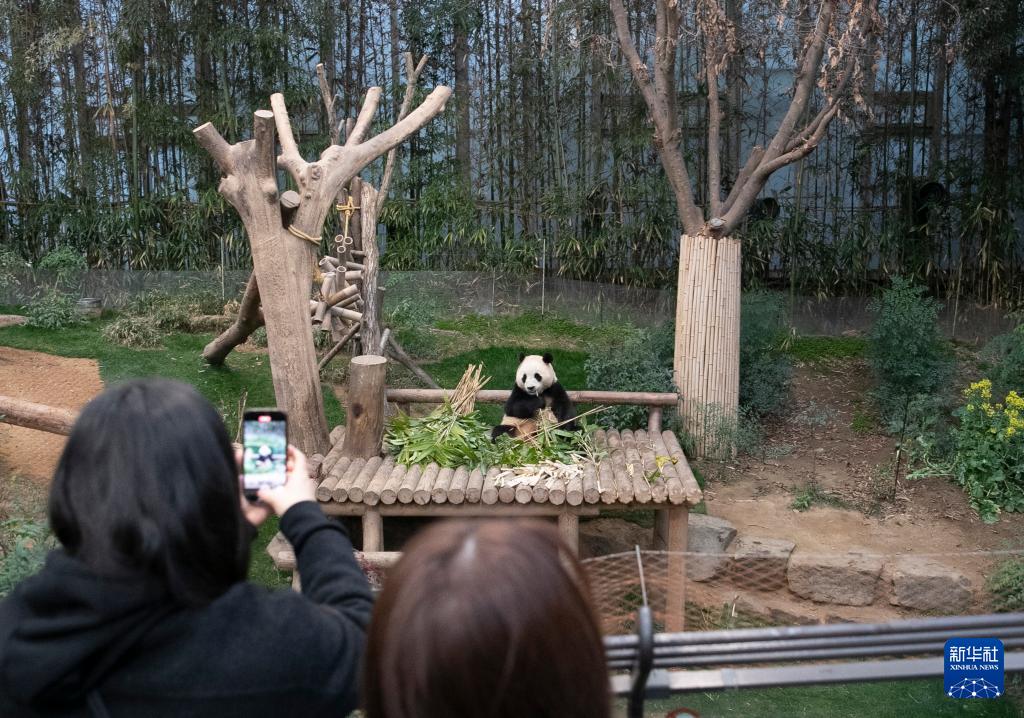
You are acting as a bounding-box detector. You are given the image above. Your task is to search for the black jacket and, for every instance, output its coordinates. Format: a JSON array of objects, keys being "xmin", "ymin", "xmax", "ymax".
[{"xmin": 0, "ymin": 501, "xmax": 374, "ymax": 717}]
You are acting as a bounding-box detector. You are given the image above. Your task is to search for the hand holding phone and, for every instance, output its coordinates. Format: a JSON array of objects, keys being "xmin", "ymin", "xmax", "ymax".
[
  {"xmin": 242, "ymin": 409, "xmax": 288, "ymax": 499},
  {"xmin": 255, "ymin": 445, "xmax": 315, "ymax": 516}
]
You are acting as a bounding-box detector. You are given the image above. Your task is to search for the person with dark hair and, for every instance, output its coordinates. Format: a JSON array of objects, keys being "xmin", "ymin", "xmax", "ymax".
[
  {"xmin": 362, "ymin": 520, "xmax": 611, "ymax": 718},
  {"xmin": 0, "ymin": 378, "xmax": 373, "ymax": 717}
]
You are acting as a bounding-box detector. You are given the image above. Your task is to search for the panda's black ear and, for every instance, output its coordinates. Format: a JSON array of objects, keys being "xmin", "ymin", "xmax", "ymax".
[
  {"xmin": 518, "ymin": 352, "xmax": 527, "ymax": 362},
  {"xmin": 542, "ymin": 352, "xmax": 553, "ymax": 364}
]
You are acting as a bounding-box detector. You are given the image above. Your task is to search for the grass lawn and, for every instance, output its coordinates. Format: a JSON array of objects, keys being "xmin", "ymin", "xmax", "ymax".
[{"xmin": 630, "ymin": 679, "xmax": 1022, "ymax": 717}]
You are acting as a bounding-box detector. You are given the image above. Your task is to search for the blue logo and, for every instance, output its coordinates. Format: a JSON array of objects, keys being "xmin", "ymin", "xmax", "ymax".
[{"xmin": 944, "ymin": 638, "xmax": 1004, "ymax": 699}]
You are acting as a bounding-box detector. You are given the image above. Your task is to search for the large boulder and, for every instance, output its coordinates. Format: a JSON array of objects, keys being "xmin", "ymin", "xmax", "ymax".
[
  {"xmin": 579, "ymin": 518, "xmax": 652, "ymax": 559},
  {"xmin": 687, "ymin": 513, "xmax": 737, "ymax": 582},
  {"xmin": 787, "ymin": 551, "xmax": 882, "ymax": 606},
  {"xmin": 889, "ymin": 558, "xmax": 973, "ymax": 612},
  {"xmin": 730, "ymin": 536, "xmax": 796, "ymax": 591}
]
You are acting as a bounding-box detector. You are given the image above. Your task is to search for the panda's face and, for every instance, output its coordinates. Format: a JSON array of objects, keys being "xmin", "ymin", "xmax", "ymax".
[{"xmin": 516, "ymin": 353, "xmax": 557, "ymax": 396}]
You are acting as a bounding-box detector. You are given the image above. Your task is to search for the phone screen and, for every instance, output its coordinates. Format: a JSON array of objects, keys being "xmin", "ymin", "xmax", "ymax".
[{"xmin": 242, "ymin": 411, "xmax": 287, "ymax": 495}]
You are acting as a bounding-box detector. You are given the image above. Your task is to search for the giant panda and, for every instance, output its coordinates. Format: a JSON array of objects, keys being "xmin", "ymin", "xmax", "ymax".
[{"xmin": 491, "ymin": 353, "xmax": 578, "ymax": 441}]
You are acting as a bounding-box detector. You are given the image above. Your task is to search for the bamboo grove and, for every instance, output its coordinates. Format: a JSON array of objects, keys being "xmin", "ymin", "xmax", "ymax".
[{"xmin": 0, "ymin": 0, "xmax": 1021, "ymax": 305}]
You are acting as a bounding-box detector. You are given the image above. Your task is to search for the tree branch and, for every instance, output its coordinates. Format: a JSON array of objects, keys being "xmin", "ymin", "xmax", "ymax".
[
  {"xmin": 376, "ymin": 53, "xmax": 429, "ymax": 215},
  {"xmin": 315, "ymin": 62, "xmax": 340, "ymax": 145},
  {"xmin": 269, "ymin": 93, "xmax": 306, "ymax": 186},
  {"xmin": 193, "ymin": 122, "xmax": 234, "ymax": 175},
  {"xmin": 345, "ymin": 87, "xmax": 382, "ymax": 147}
]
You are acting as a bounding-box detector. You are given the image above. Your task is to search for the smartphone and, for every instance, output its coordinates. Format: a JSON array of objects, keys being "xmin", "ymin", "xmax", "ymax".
[{"xmin": 242, "ymin": 409, "xmax": 288, "ymax": 500}]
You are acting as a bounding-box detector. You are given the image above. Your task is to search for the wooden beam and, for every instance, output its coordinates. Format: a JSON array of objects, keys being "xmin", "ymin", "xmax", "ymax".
[{"xmin": 0, "ymin": 396, "xmax": 77, "ymax": 435}]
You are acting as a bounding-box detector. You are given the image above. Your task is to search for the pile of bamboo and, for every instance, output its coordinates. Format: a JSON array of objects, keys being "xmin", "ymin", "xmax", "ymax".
[{"xmin": 311, "ymin": 427, "xmax": 703, "ymax": 509}]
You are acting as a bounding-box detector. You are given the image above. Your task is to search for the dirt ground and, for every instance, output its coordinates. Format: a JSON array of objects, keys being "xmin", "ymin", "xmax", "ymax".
[{"xmin": 0, "ymin": 346, "xmax": 103, "ymax": 482}]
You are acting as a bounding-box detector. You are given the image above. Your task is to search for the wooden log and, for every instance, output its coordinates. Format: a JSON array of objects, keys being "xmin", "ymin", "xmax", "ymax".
[
  {"xmin": 514, "ymin": 481, "xmax": 533, "ymax": 504},
  {"xmin": 413, "ymin": 463, "xmax": 440, "ymax": 505},
  {"xmin": 431, "ymin": 467, "xmax": 455, "ymax": 504},
  {"xmin": 345, "ymin": 261, "xmax": 365, "ymax": 271},
  {"xmin": 358, "ymin": 181, "xmax": 384, "ymax": 353},
  {"xmin": 316, "ymin": 456, "xmax": 352, "ymax": 502},
  {"xmin": 648, "ymin": 407, "xmax": 663, "ymax": 433},
  {"xmin": 582, "ymin": 462, "xmax": 600, "ymax": 504},
  {"xmin": 606, "ymin": 430, "xmax": 634, "ymax": 503},
  {"xmin": 566, "ymin": 469, "xmax": 584, "ymax": 507},
  {"xmin": 332, "ymin": 458, "xmax": 364, "ymax": 502},
  {"xmin": 347, "ymin": 456, "xmax": 383, "ymax": 503},
  {"xmin": 558, "ymin": 512, "xmax": 579, "ymax": 555},
  {"xmin": 466, "ymin": 468, "xmax": 484, "ymax": 503},
  {"xmin": 313, "ymin": 271, "xmax": 336, "ymax": 325},
  {"xmin": 531, "ymin": 473, "xmax": 550, "ymax": 503},
  {"xmin": 597, "ymin": 459, "xmax": 617, "ymax": 504},
  {"xmin": 655, "ymin": 506, "xmax": 689, "ymax": 631},
  {"xmin": 322, "ymin": 283, "xmax": 360, "ymax": 308},
  {"xmin": 380, "ymin": 464, "xmax": 407, "ymax": 505},
  {"xmin": 320, "ymin": 255, "xmax": 340, "ymax": 269},
  {"xmin": 329, "ymin": 306, "xmax": 363, "ymax": 322},
  {"xmin": 0, "ymin": 396, "xmax": 77, "ymax": 435},
  {"xmin": 635, "ymin": 430, "xmax": 667, "ymax": 503},
  {"xmin": 341, "ymin": 355, "xmax": 387, "ymax": 459},
  {"xmin": 320, "ymin": 428, "xmax": 348, "ymax": 477},
  {"xmin": 363, "ymin": 458, "xmax": 397, "ymax": 506},
  {"xmin": 384, "ymin": 388, "xmax": 679, "ymax": 406},
  {"xmin": 317, "ymin": 324, "xmax": 360, "ymax": 372},
  {"xmin": 662, "ymin": 430, "xmax": 703, "ymax": 506},
  {"xmin": 547, "ymin": 474, "xmax": 566, "ymax": 505},
  {"xmin": 397, "ymin": 464, "xmax": 423, "ymax": 504},
  {"xmin": 202, "ymin": 272, "xmax": 265, "ymax": 365},
  {"xmin": 481, "ymin": 468, "xmax": 499, "ymax": 505},
  {"xmin": 308, "ymin": 453, "xmax": 325, "ymax": 480},
  {"xmin": 448, "ymin": 466, "xmax": 470, "ymax": 504},
  {"xmin": 622, "ymin": 430, "xmax": 652, "ymax": 503},
  {"xmin": 497, "ymin": 478, "xmax": 516, "ymax": 504},
  {"xmin": 650, "ymin": 431, "xmax": 685, "ymax": 505},
  {"xmin": 362, "ymin": 509, "xmax": 383, "ymax": 552}
]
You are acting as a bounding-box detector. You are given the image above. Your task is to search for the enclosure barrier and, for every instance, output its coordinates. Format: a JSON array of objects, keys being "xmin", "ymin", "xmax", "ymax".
[{"xmin": 384, "ymin": 388, "xmax": 678, "ymax": 433}]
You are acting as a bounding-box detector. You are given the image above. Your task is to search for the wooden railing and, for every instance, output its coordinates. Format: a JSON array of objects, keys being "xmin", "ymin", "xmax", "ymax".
[{"xmin": 384, "ymin": 389, "xmax": 678, "ymax": 433}]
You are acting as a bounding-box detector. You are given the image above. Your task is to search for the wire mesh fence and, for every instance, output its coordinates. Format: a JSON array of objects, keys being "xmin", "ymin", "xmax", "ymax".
[{"xmin": 583, "ymin": 549, "xmax": 1024, "ymax": 636}]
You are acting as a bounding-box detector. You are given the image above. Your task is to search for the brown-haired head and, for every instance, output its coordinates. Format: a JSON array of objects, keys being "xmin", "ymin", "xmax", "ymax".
[{"xmin": 362, "ymin": 520, "xmax": 610, "ymax": 718}]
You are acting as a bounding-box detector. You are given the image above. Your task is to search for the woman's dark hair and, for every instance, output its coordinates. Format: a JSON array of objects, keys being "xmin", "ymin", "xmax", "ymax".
[
  {"xmin": 49, "ymin": 378, "xmax": 250, "ymax": 605},
  {"xmin": 362, "ymin": 520, "xmax": 610, "ymax": 718}
]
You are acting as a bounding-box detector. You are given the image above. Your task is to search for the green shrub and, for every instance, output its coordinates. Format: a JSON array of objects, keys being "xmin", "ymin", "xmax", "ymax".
[
  {"xmin": 38, "ymin": 246, "xmax": 87, "ymax": 290},
  {"xmin": 0, "ymin": 518, "xmax": 53, "ymax": 597},
  {"xmin": 249, "ymin": 326, "xmax": 268, "ymax": 347},
  {"xmin": 102, "ymin": 315, "xmax": 162, "ymax": 348},
  {"xmin": 982, "ymin": 324, "xmax": 1024, "ymax": 396},
  {"xmin": 987, "ymin": 556, "xmax": 1024, "ymax": 612},
  {"xmin": 867, "ymin": 278, "xmax": 953, "ymax": 431},
  {"xmin": 952, "ymin": 379, "xmax": 1024, "ymax": 522},
  {"xmin": 25, "ymin": 291, "xmax": 82, "ymax": 329},
  {"xmin": 0, "ymin": 248, "xmax": 24, "ymax": 293},
  {"xmin": 740, "ymin": 292, "xmax": 792, "ymax": 416},
  {"xmin": 585, "ymin": 328, "xmax": 674, "ymax": 429}
]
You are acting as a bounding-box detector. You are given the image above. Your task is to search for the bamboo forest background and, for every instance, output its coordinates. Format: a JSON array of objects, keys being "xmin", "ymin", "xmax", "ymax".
[{"xmin": 1, "ymin": 0, "xmax": 1022, "ymax": 305}]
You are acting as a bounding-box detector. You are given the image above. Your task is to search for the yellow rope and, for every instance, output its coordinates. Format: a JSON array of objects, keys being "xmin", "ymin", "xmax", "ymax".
[{"xmin": 287, "ymin": 224, "xmax": 321, "ymax": 245}]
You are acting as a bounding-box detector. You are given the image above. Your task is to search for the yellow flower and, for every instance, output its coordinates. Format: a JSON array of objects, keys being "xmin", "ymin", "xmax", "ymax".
[
  {"xmin": 967, "ymin": 379, "xmax": 992, "ymax": 400},
  {"xmin": 1007, "ymin": 391, "xmax": 1024, "ymax": 410},
  {"xmin": 1007, "ymin": 426, "xmax": 1018, "ymax": 438},
  {"xmin": 967, "ymin": 404, "xmax": 975, "ymax": 411}
]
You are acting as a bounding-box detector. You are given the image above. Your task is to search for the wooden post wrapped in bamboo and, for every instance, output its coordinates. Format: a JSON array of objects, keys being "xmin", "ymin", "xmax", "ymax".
[
  {"xmin": 363, "ymin": 458, "xmax": 396, "ymax": 505},
  {"xmin": 333, "ymin": 458, "xmax": 364, "ymax": 502},
  {"xmin": 397, "ymin": 464, "xmax": 423, "ymax": 504},
  {"xmin": 448, "ymin": 467, "xmax": 470, "ymax": 504},
  {"xmin": 316, "ymin": 457, "xmax": 351, "ymax": 502},
  {"xmin": 466, "ymin": 468, "xmax": 485, "ymax": 503},
  {"xmin": 431, "ymin": 467, "xmax": 455, "ymax": 504},
  {"xmin": 347, "ymin": 456, "xmax": 383, "ymax": 503},
  {"xmin": 379, "ymin": 464, "xmax": 406, "ymax": 505},
  {"xmin": 413, "ymin": 463, "xmax": 439, "ymax": 505}
]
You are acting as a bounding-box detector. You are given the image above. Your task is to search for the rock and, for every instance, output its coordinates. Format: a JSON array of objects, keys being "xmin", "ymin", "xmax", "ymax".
[
  {"xmin": 889, "ymin": 558, "xmax": 973, "ymax": 612},
  {"xmin": 579, "ymin": 518, "xmax": 652, "ymax": 559},
  {"xmin": 787, "ymin": 551, "xmax": 882, "ymax": 606},
  {"xmin": 686, "ymin": 513, "xmax": 737, "ymax": 582},
  {"xmin": 731, "ymin": 536, "xmax": 796, "ymax": 591}
]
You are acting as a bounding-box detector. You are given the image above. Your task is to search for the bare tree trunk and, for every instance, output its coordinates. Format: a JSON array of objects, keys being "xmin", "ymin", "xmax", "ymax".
[
  {"xmin": 359, "ymin": 181, "xmax": 382, "ymax": 352},
  {"xmin": 203, "ymin": 273, "xmax": 263, "ymax": 364}
]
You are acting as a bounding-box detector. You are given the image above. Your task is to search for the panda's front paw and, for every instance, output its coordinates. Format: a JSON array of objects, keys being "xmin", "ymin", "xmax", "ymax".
[{"xmin": 491, "ymin": 424, "xmax": 516, "ymax": 442}]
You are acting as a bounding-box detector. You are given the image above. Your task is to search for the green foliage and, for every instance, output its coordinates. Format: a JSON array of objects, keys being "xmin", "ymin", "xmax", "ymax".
[
  {"xmin": 981, "ymin": 324, "xmax": 1024, "ymax": 397},
  {"xmin": 740, "ymin": 292, "xmax": 792, "ymax": 416},
  {"xmin": 25, "ymin": 291, "xmax": 82, "ymax": 329},
  {"xmin": 249, "ymin": 326, "xmax": 268, "ymax": 347},
  {"xmin": 584, "ymin": 327, "xmax": 673, "ymax": 429},
  {"xmin": 788, "ymin": 335, "xmax": 867, "ymax": 363},
  {"xmin": 0, "ymin": 518, "xmax": 53, "ymax": 597},
  {"xmin": 790, "ymin": 481, "xmax": 848, "ymax": 511},
  {"xmin": 952, "ymin": 380, "xmax": 1024, "ymax": 522},
  {"xmin": 0, "ymin": 248, "xmax": 25, "ymax": 292},
  {"xmin": 987, "ymin": 556, "xmax": 1024, "ymax": 612},
  {"xmin": 851, "ymin": 411, "xmax": 876, "ymax": 434},
  {"xmin": 102, "ymin": 315, "xmax": 162, "ymax": 348},
  {"xmin": 38, "ymin": 246, "xmax": 87, "ymax": 289},
  {"xmin": 867, "ymin": 278, "xmax": 953, "ymax": 431},
  {"xmin": 385, "ymin": 402, "xmax": 599, "ymax": 470}
]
